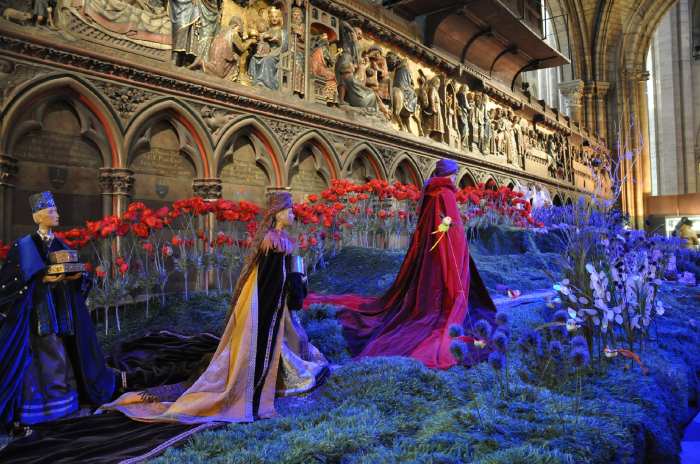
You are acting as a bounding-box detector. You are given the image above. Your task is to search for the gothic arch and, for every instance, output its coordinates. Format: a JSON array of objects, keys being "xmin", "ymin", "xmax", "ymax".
[
  {"xmin": 214, "ymin": 115, "xmax": 285, "ymax": 187},
  {"xmin": 341, "ymin": 142, "xmax": 387, "ymax": 180},
  {"xmin": 0, "ymin": 73, "xmax": 123, "ymax": 167},
  {"xmin": 552, "ymin": 193, "xmax": 564, "ymax": 206},
  {"xmin": 124, "ymin": 98, "xmax": 213, "ymax": 177},
  {"xmin": 388, "ymin": 153, "xmax": 422, "ymax": 186},
  {"xmin": 286, "ymin": 130, "xmax": 340, "ymax": 185},
  {"xmin": 457, "ymin": 168, "xmax": 478, "ymax": 188}
]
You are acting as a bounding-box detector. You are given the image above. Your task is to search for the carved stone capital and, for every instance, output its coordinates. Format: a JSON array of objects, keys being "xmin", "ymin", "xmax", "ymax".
[
  {"xmin": 584, "ymin": 81, "xmax": 611, "ymax": 98},
  {"xmin": 558, "ymin": 80, "xmax": 584, "ymax": 122},
  {"xmin": 0, "ymin": 155, "xmax": 19, "ymax": 187},
  {"xmin": 192, "ymin": 178, "xmax": 222, "ymax": 200},
  {"xmin": 558, "ymin": 80, "xmax": 584, "ymax": 101},
  {"xmin": 622, "ymin": 67, "xmax": 649, "ymax": 83},
  {"xmin": 99, "ymin": 168, "xmax": 134, "ymax": 196}
]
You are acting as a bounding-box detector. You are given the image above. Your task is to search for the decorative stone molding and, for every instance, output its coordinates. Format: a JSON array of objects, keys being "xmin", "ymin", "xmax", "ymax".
[
  {"xmin": 192, "ymin": 178, "xmax": 223, "ymax": 200},
  {"xmin": 558, "ymin": 80, "xmax": 584, "ymax": 123},
  {"xmin": 265, "ymin": 119, "xmax": 304, "ymax": 153},
  {"xmin": 0, "ymin": 155, "xmax": 18, "ymax": 187},
  {"xmin": 93, "ymin": 82, "xmax": 152, "ymax": 121},
  {"xmin": 99, "ymin": 168, "xmax": 134, "ymax": 196}
]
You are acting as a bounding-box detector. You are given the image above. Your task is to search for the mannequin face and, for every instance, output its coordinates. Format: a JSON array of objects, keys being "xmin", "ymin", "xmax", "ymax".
[
  {"xmin": 449, "ymin": 173, "xmax": 457, "ymax": 185},
  {"xmin": 275, "ymin": 208, "xmax": 295, "ymax": 230},
  {"xmin": 33, "ymin": 207, "xmax": 60, "ymax": 229}
]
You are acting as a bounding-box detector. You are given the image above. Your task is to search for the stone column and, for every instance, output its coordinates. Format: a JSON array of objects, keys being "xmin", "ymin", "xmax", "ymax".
[
  {"xmin": 623, "ymin": 67, "xmax": 651, "ymax": 229},
  {"xmin": 99, "ymin": 168, "xmax": 134, "ymax": 217},
  {"xmin": 558, "ymin": 80, "xmax": 584, "ymax": 123},
  {"xmin": 593, "ymin": 81, "xmax": 610, "ymax": 143},
  {"xmin": 0, "ymin": 154, "xmax": 18, "ymax": 242},
  {"xmin": 192, "ymin": 178, "xmax": 222, "ymax": 293}
]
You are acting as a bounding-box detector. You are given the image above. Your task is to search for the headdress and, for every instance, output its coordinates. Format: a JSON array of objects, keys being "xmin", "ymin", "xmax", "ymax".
[
  {"xmin": 433, "ymin": 159, "xmax": 458, "ymax": 177},
  {"xmin": 29, "ymin": 191, "xmax": 56, "ymax": 213},
  {"xmin": 267, "ymin": 190, "xmax": 293, "ymax": 216}
]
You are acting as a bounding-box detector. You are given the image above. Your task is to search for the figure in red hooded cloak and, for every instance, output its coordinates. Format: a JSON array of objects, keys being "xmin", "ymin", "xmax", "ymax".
[{"xmin": 306, "ymin": 159, "xmax": 496, "ymax": 369}]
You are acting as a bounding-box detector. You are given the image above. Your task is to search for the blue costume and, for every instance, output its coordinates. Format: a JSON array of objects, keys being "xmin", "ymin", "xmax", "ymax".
[{"xmin": 0, "ymin": 194, "xmax": 115, "ymax": 429}]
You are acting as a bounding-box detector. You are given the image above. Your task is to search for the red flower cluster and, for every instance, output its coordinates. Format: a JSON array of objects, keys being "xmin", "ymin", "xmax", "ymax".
[{"xmin": 456, "ymin": 183, "xmax": 543, "ymax": 228}]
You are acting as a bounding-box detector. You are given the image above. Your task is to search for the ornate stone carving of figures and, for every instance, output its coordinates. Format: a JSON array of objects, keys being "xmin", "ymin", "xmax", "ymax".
[
  {"xmin": 367, "ymin": 45, "xmax": 390, "ymax": 102},
  {"xmin": 386, "ymin": 51, "xmax": 422, "ymax": 135},
  {"xmin": 170, "ymin": 0, "xmax": 220, "ymax": 66},
  {"xmin": 420, "ymin": 75, "xmax": 445, "ymax": 142},
  {"xmin": 546, "ymin": 134, "xmax": 558, "ymax": 177},
  {"xmin": 248, "ymin": 6, "xmax": 286, "ymax": 90},
  {"xmin": 481, "ymin": 94, "xmax": 493, "ymax": 154},
  {"xmin": 503, "ymin": 110, "xmax": 517, "ymax": 164},
  {"xmin": 471, "ymin": 92, "xmax": 482, "ymax": 151},
  {"xmin": 511, "ymin": 114, "xmax": 525, "ymax": 169},
  {"xmin": 32, "ymin": 0, "xmax": 56, "ymax": 27},
  {"xmin": 310, "ymin": 33, "xmax": 337, "ymax": 103},
  {"xmin": 290, "ymin": 5, "xmax": 305, "ymax": 96},
  {"xmin": 489, "ymin": 109, "xmax": 502, "ymax": 155},
  {"xmin": 188, "ymin": 16, "xmax": 254, "ymax": 80},
  {"xmin": 456, "ymin": 85, "xmax": 472, "ymax": 150},
  {"xmin": 81, "ymin": 0, "xmax": 171, "ymax": 48},
  {"xmin": 444, "ymin": 83, "xmax": 460, "ymax": 147},
  {"xmin": 334, "ymin": 21, "xmax": 390, "ymax": 118}
]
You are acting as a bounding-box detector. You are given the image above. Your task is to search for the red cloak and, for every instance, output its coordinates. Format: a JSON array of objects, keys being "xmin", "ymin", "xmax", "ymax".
[{"xmin": 306, "ymin": 176, "xmax": 496, "ymax": 369}]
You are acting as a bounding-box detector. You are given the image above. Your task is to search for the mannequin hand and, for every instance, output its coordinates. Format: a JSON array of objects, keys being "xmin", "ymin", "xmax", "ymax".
[{"xmin": 43, "ymin": 274, "xmax": 65, "ymax": 283}]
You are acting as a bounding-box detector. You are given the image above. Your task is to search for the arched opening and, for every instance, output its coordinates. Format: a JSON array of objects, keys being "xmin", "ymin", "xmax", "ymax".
[
  {"xmin": 459, "ymin": 171, "xmax": 477, "ymax": 188},
  {"xmin": 288, "ymin": 143, "xmax": 333, "ymax": 202},
  {"xmin": 552, "ymin": 194, "xmax": 563, "ymax": 206},
  {"xmin": 343, "ymin": 145, "xmax": 385, "ymax": 184},
  {"xmin": 392, "ymin": 157, "xmax": 421, "ymax": 187},
  {"xmin": 484, "ymin": 177, "xmax": 498, "ymax": 191},
  {"xmin": 219, "ymin": 135, "xmax": 272, "ymax": 205},
  {"xmin": 10, "ymin": 98, "xmax": 106, "ymax": 236},
  {"xmin": 127, "ymin": 118, "xmax": 200, "ymax": 208}
]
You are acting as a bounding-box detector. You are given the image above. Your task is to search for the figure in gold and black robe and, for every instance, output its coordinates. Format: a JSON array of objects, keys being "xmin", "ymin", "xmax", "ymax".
[{"xmin": 100, "ymin": 229, "xmax": 328, "ymax": 423}]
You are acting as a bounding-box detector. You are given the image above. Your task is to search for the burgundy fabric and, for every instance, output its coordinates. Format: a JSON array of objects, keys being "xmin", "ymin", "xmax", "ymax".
[{"xmin": 306, "ymin": 176, "xmax": 496, "ymax": 369}]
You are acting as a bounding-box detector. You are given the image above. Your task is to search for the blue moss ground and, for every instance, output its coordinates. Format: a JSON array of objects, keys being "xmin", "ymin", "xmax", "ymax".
[{"xmin": 3, "ymin": 229, "xmax": 699, "ymax": 463}]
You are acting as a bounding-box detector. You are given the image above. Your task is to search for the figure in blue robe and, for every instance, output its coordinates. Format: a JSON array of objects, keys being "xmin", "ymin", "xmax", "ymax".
[{"xmin": 0, "ymin": 192, "xmax": 116, "ymax": 436}]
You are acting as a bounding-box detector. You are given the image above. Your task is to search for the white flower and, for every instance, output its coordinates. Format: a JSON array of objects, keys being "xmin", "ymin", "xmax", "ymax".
[
  {"xmin": 614, "ymin": 314, "xmax": 623, "ymax": 324},
  {"xmin": 567, "ymin": 308, "xmax": 577, "ymax": 319},
  {"xmin": 566, "ymin": 319, "xmax": 580, "ymax": 332},
  {"xmin": 578, "ymin": 296, "xmax": 589, "ymax": 305},
  {"xmin": 441, "ymin": 216, "xmax": 452, "ymax": 226},
  {"xmin": 655, "ymin": 301, "xmax": 665, "ymax": 316},
  {"xmin": 582, "ymin": 307, "xmax": 597, "ymax": 316},
  {"xmin": 586, "ymin": 263, "xmax": 596, "ymax": 274}
]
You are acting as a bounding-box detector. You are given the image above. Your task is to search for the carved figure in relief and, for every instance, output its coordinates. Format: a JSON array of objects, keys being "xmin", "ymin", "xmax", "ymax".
[
  {"xmin": 444, "ymin": 82, "xmax": 460, "ymax": 147},
  {"xmin": 367, "ymin": 45, "xmax": 390, "ymax": 102},
  {"xmin": 309, "ymin": 33, "xmax": 337, "ymax": 103},
  {"xmin": 503, "ymin": 110, "xmax": 517, "ymax": 164},
  {"xmin": 386, "ymin": 51, "xmax": 422, "ymax": 135},
  {"xmin": 481, "ymin": 101, "xmax": 492, "ymax": 155},
  {"xmin": 290, "ymin": 6, "xmax": 305, "ymax": 96},
  {"xmin": 334, "ymin": 21, "xmax": 390, "ymax": 118},
  {"xmin": 188, "ymin": 16, "xmax": 254, "ymax": 80},
  {"xmin": 419, "ymin": 75, "xmax": 444, "ymax": 142},
  {"xmin": 511, "ymin": 113, "xmax": 526, "ymax": 169},
  {"xmin": 490, "ymin": 108, "xmax": 503, "ymax": 156},
  {"xmin": 169, "ymin": 0, "xmax": 218, "ymax": 66},
  {"xmin": 456, "ymin": 84, "xmax": 472, "ymax": 149},
  {"xmin": 2, "ymin": 8, "xmax": 32, "ymax": 25},
  {"xmin": 31, "ymin": 0, "xmax": 56, "ymax": 27},
  {"xmin": 79, "ymin": 0, "xmax": 171, "ymax": 49},
  {"xmin": 248, "ymin": 6, "xmax": 287, "ymax": 90},
  {"xmin": 546, "ymin": 134, "xmax": 558, "ymax": 177}
]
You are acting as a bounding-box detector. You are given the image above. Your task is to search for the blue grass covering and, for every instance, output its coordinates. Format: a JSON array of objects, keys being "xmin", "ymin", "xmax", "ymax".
[{"xmin": 2, "ymin": 228, "xmax": 698, "ymax": 463}]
